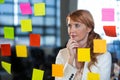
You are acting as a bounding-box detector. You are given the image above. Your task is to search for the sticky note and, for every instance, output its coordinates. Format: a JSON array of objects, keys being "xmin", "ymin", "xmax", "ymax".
[
  {"xmin": 103, "ymin": 26, "xmax": 117, "ymax": 37},
  {"xmin": 102, "ymin": 8, "xmax": 114, "ymax": 21},
  {"xmin": 1, "ymin": 61, "xmax": 11, "ymax": 74},
  {"xmin": 32, "ymin": 68, "xmax": 44, "ymax": 80},
  {"xmin": 16, "ymin": 45, "xmax": 27, "ymax": 57},
  {"xmin": 0, "ymin": 0, "xmax": 4, "ymax": 4},
  {"xmin": 20, "ymin": 19, "xmax": 32, "ymax": 32},
  {"xmin": 93, "ymin": 39, "xmax": 106, "ymax": 53},
  {"xmin": 77, "ymin": 48, "xmax": 90, "ymax": 62},
  {"xmin": 20, "ymin": 3, "xmax": 32, "ymax": 15},
  {"xmin": 1, "ymin": 44, "xmax": 11, "ymax": 56},
  {"xmin": 52, "ymin": 64, "xmax": 64, "ymax": 77},
  {"xmin": 87, "ymin": 72, "xmax": 100, "ymax": 80},
  {"xmin": 4, "ymin": 27, "xmax": 14, "ymax": 39},
  {"xmin": 34, "ymin": 3, "xmax": 46, "ymax": 16},
  {"xmin": 30, "ymin": 34, "xmax": 40, "ymax": 47}
]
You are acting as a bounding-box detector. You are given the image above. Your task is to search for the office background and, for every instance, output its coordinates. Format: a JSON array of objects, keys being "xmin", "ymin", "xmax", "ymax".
[{"xmin": 0, "ymin": 0, "xmax": 120, "ymax": 80}]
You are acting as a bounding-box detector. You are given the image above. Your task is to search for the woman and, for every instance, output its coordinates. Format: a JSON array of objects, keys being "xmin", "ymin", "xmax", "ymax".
[{"xmin": 55, "ymin": 10, "xmax": 111, "ymax": 80}]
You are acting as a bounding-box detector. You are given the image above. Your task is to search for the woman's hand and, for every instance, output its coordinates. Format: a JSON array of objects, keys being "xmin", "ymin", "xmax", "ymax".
[{"xmin": 66, "ymin": 39, "xmax": 79, "ymax": 65}]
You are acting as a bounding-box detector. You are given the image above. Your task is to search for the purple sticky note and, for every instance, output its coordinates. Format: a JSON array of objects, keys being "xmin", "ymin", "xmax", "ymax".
[
  {"xmin": 102, "ymin": 8, "xmax": 114, "ymax": 21},
  {"xmin": 20, "ymin": 3, "xmax": 32, "ymax": 15}
]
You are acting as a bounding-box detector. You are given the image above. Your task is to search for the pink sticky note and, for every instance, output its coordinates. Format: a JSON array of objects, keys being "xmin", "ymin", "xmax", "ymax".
[
  {"xmin": 102, "ymin": 8, "xmax": 114, "ymax": 21},
  {"xmin": 20, "ymin": 3, "xmax": 32, "ymax": 15}
]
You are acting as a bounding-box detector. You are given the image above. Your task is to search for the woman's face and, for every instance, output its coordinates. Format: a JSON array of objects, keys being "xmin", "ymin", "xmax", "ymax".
[{"xmin": 67, "ymin": 18, "xmax": 91, "ymax": 42}]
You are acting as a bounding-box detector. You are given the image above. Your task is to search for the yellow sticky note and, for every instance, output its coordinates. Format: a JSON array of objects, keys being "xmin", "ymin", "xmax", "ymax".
[
  {"xmin": 4, "ymin": 27, "xmax": 14, "ymax": 39},
  {"xmin": 34, "ymin": 3, "xmax": 45, "ymax": 16},
  {"xmin": 52, "ymin": 64, "xmax": 64, "ymax": 77},
  {"xmin": 32, "ymin": 68, "xmax": 44, "ymax": 80},
  {"xmin": 16, "ymin": 45, "xmax": 27, "ymax": 57},
  {"xmin": 77, "ymin": 48, "xmax": 90, "ymax": 62},
  {"xmin": 1, "ymin": 61, "xmax": 11, "ymax": 74},
  {"xmin": 93, "ymin": 39, "xmax": 106, "ymax": 53},
  {"xmin": 20, "ymin": 19, "xmax": 32, "ymax": 32},
  {"xmin": 87, "ymin": 72, "xmax": 100, "ymax": 80}
]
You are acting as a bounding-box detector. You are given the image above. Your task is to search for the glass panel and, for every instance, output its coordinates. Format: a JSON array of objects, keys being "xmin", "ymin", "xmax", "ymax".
[
  {"xmin": 15, "ymin": 37, "xmax": 29, "ymax": 45},
  {"xmin": 45, "ymin": 0, "xmax": 55, "ymax": 6},
  {"xmin": 45, "ymin": 17, "xmax": 55, "ymax": 26},
  {"xmin": 46, "ymin": 7, "xmax": 55, "ymax": 16},
  {"xmin": 16, "ymin": 27, "xmax": 29, "ymax": 35},
  {"xmin": 45, "ymin": 36, "xmax": 55, "ymax": 45},
  {"xmin": 18, "ymin": 16, "xmax": 29, "ymax": 25},
  {"xmin": 0, "ymin": 38, "xmax": 14, "ymax": 46},
  {"xmin": 0, "ymin": 15, "xmax": 14, "ymax": 25},
  {"xmin": 6, "ymin": 0, "xmax": 13, "ymax": 3},
  {"xmin": 45, "ymin": 28, "xmax": 55, "ymax": 34},
  {"xmin": 0, "ymin": 4, "xmax": 13, "ymax": 14},
  {"xmin": 31, "ymin": 0, "xmax": 44, "ymax": 4},
  {"xmin": 32, "ymin": 17, "xmax": 44, "ymax": 25},
  {"xmin": 0, "ymin": 27, "xmax": 3, "ymax": 35},
  {"xmin": 32, "ymin": 28, "xmax": 43, "ymax": 34},
  {"xmin": 18, "ymin": 0, "xmax": 29, "ymax": 3}
]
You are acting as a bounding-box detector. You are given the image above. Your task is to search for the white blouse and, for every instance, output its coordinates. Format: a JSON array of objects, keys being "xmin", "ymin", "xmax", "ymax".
[{"xmin": 55, "ymin": 48, "xmax": 112, "ymax": 80}]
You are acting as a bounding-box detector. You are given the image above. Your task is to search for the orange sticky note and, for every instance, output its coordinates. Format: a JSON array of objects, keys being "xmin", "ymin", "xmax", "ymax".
[
  {"xmin": 30, "ymin": 34, "xmax": 40, "ymax": 47},
  {"xmin": 34, "ymin": 3, "xmax": 45, "ymax": 16},
  {"xmin": 93, "ymin": 39, "xmax": 106, "ymax": 53},
  {"xmin": 32, "ymin": 68, "xmax": 44, "ymax": 80},
  {"xmin": 103, "ymin": 26, "xmax": 117, "ymax": 37},
  {"xmin": 52, "ymin": 64, "xmax": 64, "ymax": 77},
  {"xmin": 20, "ymin": 19, "xmax": 32, "ymax": 32},
  {"xmin": 87, "ymin": 72, "xmax": 100, "ymax": 80},
  {"xmin": 1, "ymin": 61, "xmax": 11, "ymax": 74},
  {"xmin": 77, "ymin": 48, "xmax": 90, "ymax": 62},
  {"xmin": 16, "ymin": 45, "xmax": 27, "ymax": 57},
  {"xmin": 1, "ymin": 44, "xmax": 11, "ymax": 56}
]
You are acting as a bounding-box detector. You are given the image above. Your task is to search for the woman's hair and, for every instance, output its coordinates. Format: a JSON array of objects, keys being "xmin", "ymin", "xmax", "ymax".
[{"xmin": 66, "ymin": 10, "xmax": 102, "ymax": 71}]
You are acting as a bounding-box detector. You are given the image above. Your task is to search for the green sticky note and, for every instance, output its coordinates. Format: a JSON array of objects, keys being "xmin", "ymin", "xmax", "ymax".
[
  {"xmin": 0, "ymin": 0, "xmax": 4, "ymax": 4},
  {"xmin": 87, "ymin": 72, "xmax": 100, "ymax": 80},
  {"xmin": 34, "ymin": 3, "xmax": 45, "ymax": 16},
  {"xmin": 77, "ymin": 48, "xmax": 91, "ymax": 62},
  {"xmin": 4, "ymin": 27, "xmax": 14, "ymax": 39},
  {"xmin": 32, "ymin": 68, "xmax": 44, "ymax": 80},
  {"xmin": 20, "ymin": 19, "xmax": 32, "ymax": 32},
  {"xmin": 1, "ymin": 61, "xmax": 11, "ymax": 74},
  {"xmin": 16, "ymin": 45, "xmax": 28, "ymax": 57}
]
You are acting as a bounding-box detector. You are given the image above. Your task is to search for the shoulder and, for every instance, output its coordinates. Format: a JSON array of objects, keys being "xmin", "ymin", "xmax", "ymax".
[
  {"xmin": 56, "ymin": 48, "xmax": 69, "ymax": 60},
  {"xmin": 97, "ymin": 51, "xmax": 111, "ymax": 60}
]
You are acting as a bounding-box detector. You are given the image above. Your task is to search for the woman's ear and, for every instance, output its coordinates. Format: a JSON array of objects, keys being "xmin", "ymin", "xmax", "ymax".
[{"xmin": 87, "ymin": 27, "xmax": 92, "ymax": 33}]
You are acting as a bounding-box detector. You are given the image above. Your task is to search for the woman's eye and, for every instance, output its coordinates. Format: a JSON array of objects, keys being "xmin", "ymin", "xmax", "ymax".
[{"xmin": 75, "ymin": 24, "xmax": 80, "ymax": 28}]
